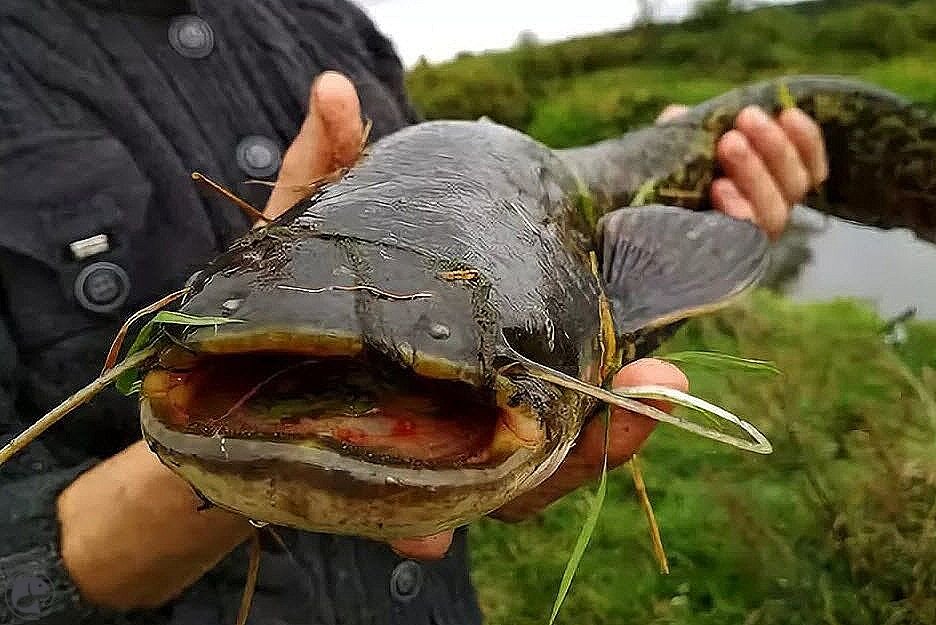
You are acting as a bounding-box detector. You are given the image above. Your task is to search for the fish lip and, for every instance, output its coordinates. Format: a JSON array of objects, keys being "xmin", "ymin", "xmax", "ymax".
[
  {"xmin": 175, "ymin": 327, "xmax": 488, "ymax": 384},
  {"xmin": 145, "ymin": 335, "xmax": 548, "ymax": 465},
  {"xmin": 141, "ymin": 396, "xmax": 572, "ymax": 539},
  {"xmin": 140, "ymin": 399, "xmax": 539, "ymax": 487}
]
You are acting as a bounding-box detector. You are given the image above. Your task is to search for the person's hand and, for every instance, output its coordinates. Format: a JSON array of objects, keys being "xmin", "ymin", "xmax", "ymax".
[
  {"xmin": 492, "ymin": 358, "xmax": 688, "ymax": 521},
  {"xmin": 262, "ymin": 71, "xmax": 365, "ymax": 220},
  {"xmin": 657, "ymin": 104, "xmax": 829, "ymax": 240}
]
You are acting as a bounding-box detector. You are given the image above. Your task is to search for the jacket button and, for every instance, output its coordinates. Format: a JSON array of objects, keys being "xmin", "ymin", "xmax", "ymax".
[
  {"xmin": 74, "ymin": 262, "xmax": 130, "ymax": 314},
  {"xmin": 236, "ymin": 135, "xmax": 281, "ymax": 178},
  {"xmin": 168, "ymin": 15, "xmax": 214, "ymax": 59},
  {"xmin": 389, "ymin": 560, "xmax": 423, "ymax": 603}
]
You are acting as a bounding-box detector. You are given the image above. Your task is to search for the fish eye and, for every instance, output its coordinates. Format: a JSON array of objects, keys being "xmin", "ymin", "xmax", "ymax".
[{"xmin": 427, "ymin": 323, "xmax": 451, "ymax": 340}]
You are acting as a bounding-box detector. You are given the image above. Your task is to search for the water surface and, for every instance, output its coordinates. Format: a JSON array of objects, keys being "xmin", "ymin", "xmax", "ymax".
[{"xmin": 783, "ymin": 207, "xmax": 936, "ymax": 320}]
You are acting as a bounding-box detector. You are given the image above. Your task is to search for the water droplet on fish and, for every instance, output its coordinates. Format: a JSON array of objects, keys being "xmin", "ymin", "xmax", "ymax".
[
  {"xmin": 385, "ymin": 476, "xmax": 400, "ymax": 485},
  {"xmin": 427, "ymin": 323, "xmax": 450, "ymax": 340},
  {"xmin": 221, "ymin": 298, "xmax": 243, "ymax": 315}
]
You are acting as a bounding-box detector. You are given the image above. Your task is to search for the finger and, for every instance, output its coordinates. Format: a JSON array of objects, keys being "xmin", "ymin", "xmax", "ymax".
[
  {"xmin": 735, "ymin": 106, "xmax": 810, "ymax": 205},
  {"xmin": 390, "ymin": 530, "xmax": 454, "ymax": 560},
  {"xmin": 716, "ymin": 129, "xmax": 789, "ymax": 240},
  {"xmin": 778, "ymin": 107, "xmax": 829, "ymax": 187},
  {"xmin": 264, "ymin": 71, "xmax": 363, "ymax": 220},
  {"xmin": 309, "ymin": 71, "xmax": 367, "ymax": 174},
  {"xmin": 711, "ymin": 178, "xmax": 756, "ymax": 222},
  {"xmin": 490, "ymin": 359, "xmax": 688, "ymax": 522},
  {"xmin": 575, "ymin": 358, "xmax": 690, "ymax": 470},
  {"xmin": 656, "ymin": 104, "xmax": 690, "ymax": 125}
]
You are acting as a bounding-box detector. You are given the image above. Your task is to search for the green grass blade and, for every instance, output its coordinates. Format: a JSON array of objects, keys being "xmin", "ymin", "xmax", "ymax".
[
  {"xmin": 777, "ymin": 79, "xmax": 796, "ymax": 110},
  {"xmin": 114, "ymin": 312, "xmax": 245, "ymax": 395},
  {"xmin": 548, "ymin": 411, "xmax": 610, "ymax": 625},
  {"xmin": 629, "ymin": 178, "xmax": 657, "ymax": 205},
  {"xmin": 149, "ymin": 311, "xmax": 246, "ymax": 326},
  {"xmin": 661, "ymin": 351, "xmax": 780, "ymax": 375}
]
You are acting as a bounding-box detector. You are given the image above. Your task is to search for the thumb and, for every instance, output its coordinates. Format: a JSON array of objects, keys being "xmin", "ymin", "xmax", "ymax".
[
  {"xmin": 389, "ymin": 530, "xmax": 455, "ymax": 560},
  {"xmin": 264, "ymin": 71, "xmax": 364, "ymax": 220},
  {"xmin": 575, "ymin": 358, "xmax": 689, "ymax": 469}
]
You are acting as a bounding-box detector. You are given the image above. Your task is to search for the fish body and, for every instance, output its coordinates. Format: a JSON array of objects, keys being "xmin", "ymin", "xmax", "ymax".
[
  {"xmin": 2, "ymin": 75, "xmax": 933, "ymax": 540},
  {"xmin": 142, "ymin": 76, "xmax": 936, "ymax": 539},
  {"xmin": 142, "ymin": 120, "xmax": 607, "ymax": 537}
]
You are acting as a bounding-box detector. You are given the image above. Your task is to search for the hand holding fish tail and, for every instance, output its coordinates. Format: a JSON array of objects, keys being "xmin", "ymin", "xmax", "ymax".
[
  {"xmin": 656, "ymin": 102, "xmax": 829, "ymax": 240},
  {"xmin": 491, "ymin": 359, "xmax": 688, "ymax": 522},
  {"xmin": 566, "ymin": 76, "xmax": 935, "ymax": 243}
]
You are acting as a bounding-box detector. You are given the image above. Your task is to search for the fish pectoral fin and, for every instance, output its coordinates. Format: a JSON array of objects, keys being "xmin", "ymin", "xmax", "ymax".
[{"xmin": 596, "ymin": 205, "xmax": 769, "ymax": 335}]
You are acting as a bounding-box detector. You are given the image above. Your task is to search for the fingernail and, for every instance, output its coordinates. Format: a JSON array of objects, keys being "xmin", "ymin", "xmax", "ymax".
[
  {"xmin": 744, "ymin": 106, "xmax": 771, "ymax": 128},
  {"xmin": 721, "ymin": 130, "xmax": 749, "ymax": 160}
]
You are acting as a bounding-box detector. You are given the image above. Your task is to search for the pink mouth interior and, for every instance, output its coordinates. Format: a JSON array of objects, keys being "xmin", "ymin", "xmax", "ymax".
[{"xmin": 143, "ymin": 353, "xmax": 537, "ymax": 467}]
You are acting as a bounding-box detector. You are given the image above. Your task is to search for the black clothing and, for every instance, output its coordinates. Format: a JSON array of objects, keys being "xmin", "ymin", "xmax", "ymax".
[{"xmin": 0, "ymin": 1, "xmax": 483, "ymax": 623}]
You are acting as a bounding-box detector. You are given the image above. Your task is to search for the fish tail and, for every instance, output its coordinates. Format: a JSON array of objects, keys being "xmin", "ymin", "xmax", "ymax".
[
  {"xmin": 558, "ymin": 75, "xmax": 936, "ymax": 243},
  {"xmin": 690, "ymin": 75, "xmax": 936, "ymax": 242}
]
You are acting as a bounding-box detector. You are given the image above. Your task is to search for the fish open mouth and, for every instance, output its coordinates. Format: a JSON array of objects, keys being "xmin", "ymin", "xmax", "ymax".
[{"xmin": 142, "ymin": 347, "xmax": 545, "ymax": 469}]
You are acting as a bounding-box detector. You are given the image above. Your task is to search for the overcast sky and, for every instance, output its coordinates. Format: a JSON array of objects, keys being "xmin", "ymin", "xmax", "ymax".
[{"xmin": 355, "ymin": 0, "xmax": 805, "ymax": 67}]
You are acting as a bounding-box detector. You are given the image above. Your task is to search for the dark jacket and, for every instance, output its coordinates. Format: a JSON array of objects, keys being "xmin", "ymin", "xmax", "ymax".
[{"xmin": 0, "ymin": 1, "xmax": 483, "ymax": 623}]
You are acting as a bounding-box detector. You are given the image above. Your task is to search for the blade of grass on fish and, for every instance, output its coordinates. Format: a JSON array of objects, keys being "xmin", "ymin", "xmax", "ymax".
[
  {"xmin": 511, "ymin": 354, "xmax": 772, "ymax": 453},
  {"xmin": 103, "ymin": 288, "xmax": 190, "ymax": 372},
  {"xmin": 548, "ymin": 410, "xmax": 610, "ymax": 625},
  {"xmin": 114, "ymin": 312, "xmax": 246, "ymax": 395},
  {"xmin": 661, "ymin": 351, "xmax": 780, "ymax": 375},
  {"xmin": 628, "ymin": 454, "xmax": 669, "ymax": 574},
  {"xmin": 0, "ymin": 348, "xmax": 156, "ymax": 467},
  {"xmin": 148, "ymin": 311, "xmax": 247, "ymax": 327}
]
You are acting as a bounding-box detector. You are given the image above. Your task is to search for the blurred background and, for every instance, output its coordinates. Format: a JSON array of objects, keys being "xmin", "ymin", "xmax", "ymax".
[{"xmin": 359, "ymin": 1, "xmax": 936, "ymax": 624}]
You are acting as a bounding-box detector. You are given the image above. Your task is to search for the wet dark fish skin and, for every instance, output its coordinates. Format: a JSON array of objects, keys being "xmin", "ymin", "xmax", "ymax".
[
  {"xmin": 153, "ymin": 120, "xmax": 604, "ymax": 537},
  {"xmin": 143, "ymin": 76, "xmax": 935, "ymax": 538}
]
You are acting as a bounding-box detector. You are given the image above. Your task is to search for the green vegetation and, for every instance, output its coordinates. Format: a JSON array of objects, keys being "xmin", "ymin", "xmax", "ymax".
[
  {"xmin": 406, "ymin": 0, "xmax": 936, "ymax": 147},
  {"xmin": 402, "ymin": 1, "xmax": 936, "ymax": 623},
  {"xmin": 470, "ymin": 292, "xmax": 936, "ymax": 625}
]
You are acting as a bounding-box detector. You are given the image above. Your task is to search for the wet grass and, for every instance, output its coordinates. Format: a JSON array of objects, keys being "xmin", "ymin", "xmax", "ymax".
[{"xmin": 468, "ymin": 290, "xmax": 936, "ymax": 625}]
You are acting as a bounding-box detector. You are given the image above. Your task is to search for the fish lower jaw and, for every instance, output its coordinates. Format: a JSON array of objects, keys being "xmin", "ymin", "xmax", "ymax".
[{"xmin": 140, "ymin": 400, "xmax": 560, "ymax": 539}]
